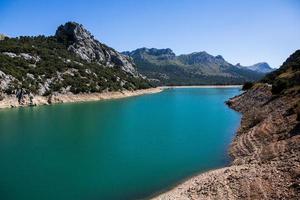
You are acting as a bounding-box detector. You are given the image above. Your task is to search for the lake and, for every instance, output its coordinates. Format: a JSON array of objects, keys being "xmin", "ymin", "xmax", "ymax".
[{"xmin": 0, "ymin": 88, "xmax": 241, "ymax": 200}]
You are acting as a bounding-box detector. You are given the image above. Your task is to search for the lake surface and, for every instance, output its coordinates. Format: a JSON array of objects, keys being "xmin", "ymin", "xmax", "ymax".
[{"xmin": 0, "ymin": 88, "xmax": 241, "ymax": 200}]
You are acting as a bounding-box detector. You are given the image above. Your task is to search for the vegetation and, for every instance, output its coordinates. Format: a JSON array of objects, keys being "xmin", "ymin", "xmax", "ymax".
[
  {"xmin": 242, "ymin": 82, "xmax": 254, "ymax": 90},
  {"xmin": 124, "ymin": 48, "xmax": 265, "ymax": 86},
  {"xmin": 0, "ymin": 36, "xmax": 151, "ymax": 95},
  {"xmin": 262, "ymin": 50, "xmax": 300, "ymax": 95}
]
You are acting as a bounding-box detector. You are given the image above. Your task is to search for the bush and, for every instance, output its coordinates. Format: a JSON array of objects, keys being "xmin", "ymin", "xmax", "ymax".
[
  {"xmin": 242, "ymin": 82, "xmax": 253, "ymax": 90},
  {"xmin": 271, "ymin": 79, "xmax": 288, "ymax": 94}
]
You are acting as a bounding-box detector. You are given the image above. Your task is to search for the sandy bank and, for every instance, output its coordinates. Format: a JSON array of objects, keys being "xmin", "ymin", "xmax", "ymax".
[{"xmin": 0, "ymin": 87, "xmax": 163, "ymax": 109}]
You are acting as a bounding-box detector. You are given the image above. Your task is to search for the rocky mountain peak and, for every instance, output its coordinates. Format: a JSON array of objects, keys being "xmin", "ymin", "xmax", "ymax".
[
  {"xmin": 55, "ymin": 22, "xmax": 94, "ymax": 44},
  {"xmin": 178, "ymin": 51, "xmax": 230, "ymax": 66},
  {"xmin": 55, "ymin": 22, "xmax": 138, "ymax": 76}
]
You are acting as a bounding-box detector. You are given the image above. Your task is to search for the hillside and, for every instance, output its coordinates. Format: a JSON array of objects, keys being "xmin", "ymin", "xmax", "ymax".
[
  {"xmin": 123, "ymin": 48, "xmax": 267, "ymax": 85},
  {"xmin": 262, "ymin": 50, "xmax": 300, "ymax": 94},
  {"xmin": 0, "ymin": 22, "xmax": 151, "ymax": 98},
  {"xmin": 154, "ymin": 50, "xmax": 300, "ymax": 199}
]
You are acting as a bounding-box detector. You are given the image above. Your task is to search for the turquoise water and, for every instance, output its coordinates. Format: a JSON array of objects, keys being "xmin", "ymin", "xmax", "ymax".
[{"xmin": 0, "ymin": 88, "xmax": 241, "ymax": 200}]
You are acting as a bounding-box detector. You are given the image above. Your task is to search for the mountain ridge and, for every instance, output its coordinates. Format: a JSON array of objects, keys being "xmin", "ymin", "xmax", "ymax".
[
  {"xmin": 123, "ymin": 47, "xmax": 269, "ymax": 85},
  {"xmin": 236, "ymin": 62, "xmax": 273, "ymax": 73}
]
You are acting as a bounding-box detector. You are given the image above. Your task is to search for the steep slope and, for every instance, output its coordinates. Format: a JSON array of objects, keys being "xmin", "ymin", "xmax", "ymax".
[
  {"xmin": 0, "ymin": 22, "xmax": 151, "ymax": 98},
  {"xmin": 123, "ymin": 48, "xmax": 265, "ymax": 85},
  {"xmin": 237, "ymin": 62, "xmax": 273, "ymax": 73},
  {"xmin": 153, "ymin": 50, "xmax": 300, "ymax": 200}
]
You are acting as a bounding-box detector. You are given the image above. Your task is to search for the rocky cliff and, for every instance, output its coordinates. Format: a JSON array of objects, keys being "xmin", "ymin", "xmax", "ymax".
[
  {"xmin": 56, "ymin": 22, "xmax": 138, "ymax": 76},
  {"xmin": 153, "ymin": 51, "xmax": 300, "ymax": 199}
]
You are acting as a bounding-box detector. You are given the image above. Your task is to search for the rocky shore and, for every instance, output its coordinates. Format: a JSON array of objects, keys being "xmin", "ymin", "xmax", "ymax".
[
  {"xmin": 153, "ymin": 83, "xmax": 300, "ymax": 200},
  {"xmin": 0, "ymin": 87, "xmax": 163, "ymax": 109}
]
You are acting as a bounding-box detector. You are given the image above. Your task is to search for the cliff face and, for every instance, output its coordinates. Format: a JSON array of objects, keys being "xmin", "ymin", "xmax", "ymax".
[{"xmin": 56, "ymin": 22, "xmax": 138, "ymax": 76}]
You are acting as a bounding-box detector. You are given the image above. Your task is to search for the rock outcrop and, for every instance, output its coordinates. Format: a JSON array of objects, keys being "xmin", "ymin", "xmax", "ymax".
[{"xmin": 55, "ymin": 22, "xmax": 138, "ymax": 76}]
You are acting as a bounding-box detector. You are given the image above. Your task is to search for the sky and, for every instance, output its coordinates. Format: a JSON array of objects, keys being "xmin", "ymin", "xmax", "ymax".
[{"xmin": 0, "ymin": 0, "xmax": 299, "ymax": 68}]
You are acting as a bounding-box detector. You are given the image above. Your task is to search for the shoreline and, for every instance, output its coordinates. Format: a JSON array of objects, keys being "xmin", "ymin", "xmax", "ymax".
[
  {"xmin": 0, "ymin": 87, "xmax": 163, "ymax": 110},
  {"xmin": 0, "ymin": 85, "xmax": 241, "ymax": 110},
  {"xmin": 150, "ymin": 165, "xmax": 246, "ymax": 200},
  {"xmin": 152, "ymin": 84, "xmax": 299, "ymax": 199},
  {"xmin": 160, "ymin": 85, "xmax": 242, "ymax": 89}
]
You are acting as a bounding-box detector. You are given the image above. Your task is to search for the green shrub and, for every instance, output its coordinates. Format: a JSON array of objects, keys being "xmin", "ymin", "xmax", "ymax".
[
  {"xmin": 242, "ymin": 82, "xmax": 253, "ymax": 90},
  {"xmin": 272, "ymin": 79, "xmax": 288, "ymax": 94}
]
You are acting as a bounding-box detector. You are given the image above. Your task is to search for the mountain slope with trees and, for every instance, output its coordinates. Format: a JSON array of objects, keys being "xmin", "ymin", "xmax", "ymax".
[
  {"xmin": 123, "ymin": 48, "xmax": 268, "ymax": 85},
  {"xmin": 0, "ymin": 22, "xmax": 151, "ymax": 97}
]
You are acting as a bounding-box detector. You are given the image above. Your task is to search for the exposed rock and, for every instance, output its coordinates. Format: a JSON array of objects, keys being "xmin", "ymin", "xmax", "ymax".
[
  {"xmin": 2, "ymin": 52, "xmax": 41, "ymax": 62},
  {"xmin": 0, "ymin": 70, "xmax": 19, "ymax": 91},
  {"xmin": 26, "ymin": 73, "xmax": 35, "ymax": 80},
  {"xmin": 55, "ymin": 22, "xmax": 139, "ymax": 76},
  {"xmin": 63, "ymin": 68, "xmax": 78, "ymax": 76}
]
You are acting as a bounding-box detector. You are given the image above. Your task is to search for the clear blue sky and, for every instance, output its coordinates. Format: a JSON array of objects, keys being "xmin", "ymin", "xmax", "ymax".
[{"xmin": 0, "ymin": 0, "xmax": 299, "ymax": 67}]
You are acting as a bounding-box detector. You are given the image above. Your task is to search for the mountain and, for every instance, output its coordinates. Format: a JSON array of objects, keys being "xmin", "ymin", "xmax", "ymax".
[
  {"xmin": 236, "ymin": 62, "xmax": 273, "ymax": 73},
  {"xmin": 0, "ymin": 22, "xmax": 151, "ymax": 96},
  {"xmin": 123, "ymin": 48, "xmax": 265, "ymax": 85}
]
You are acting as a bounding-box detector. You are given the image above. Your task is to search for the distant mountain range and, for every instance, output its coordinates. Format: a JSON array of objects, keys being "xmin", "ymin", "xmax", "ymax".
[
  {"xmin": 236, "ymin": 62, "xmax": 273, "ymax": 73},
  {"xmin": 123, "ymin": 48, "xmax": 273, "ymax": 85}
]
